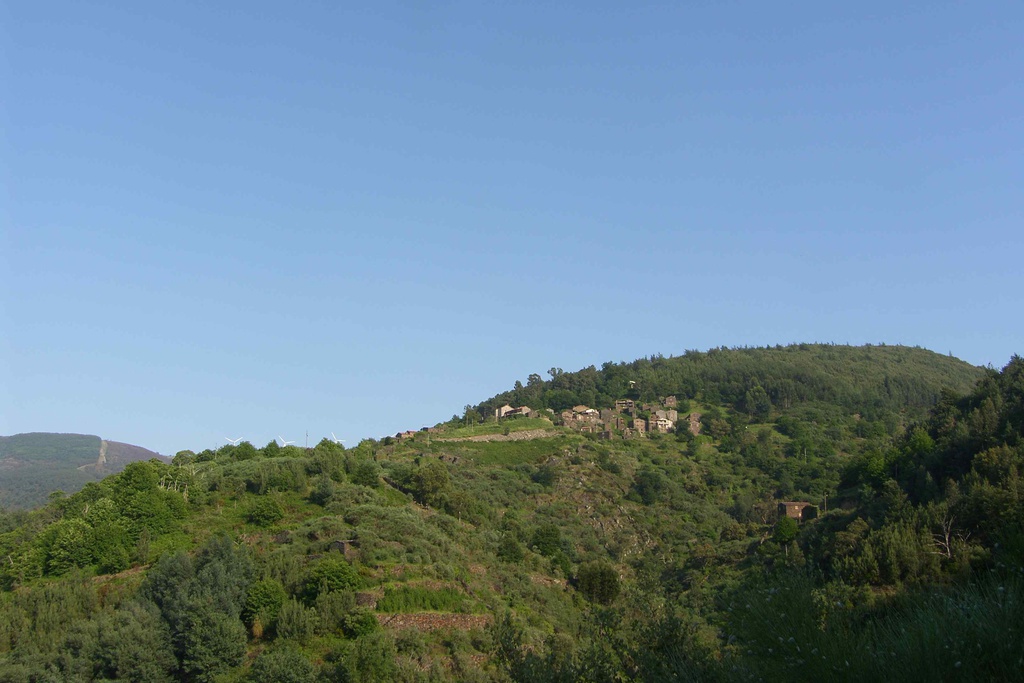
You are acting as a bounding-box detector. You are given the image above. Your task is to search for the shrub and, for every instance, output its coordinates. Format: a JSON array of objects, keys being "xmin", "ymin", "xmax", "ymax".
[
  {"xmin": 531, "ymin": 523, "xmax": 563, "ymax": 557},
  {"xmin": 308, "ymin": 475, "xmax": 335, "ymax": 506},
  {"xmin": 315, "ymin": 590, "xmax": 356, "ymax": 634},
  {"xmin": 633, "ymin": 469, "xmax": 667, "ymax": 505},
  {"xmin": 243, "ymin": 579, "xmax": 287, "ymax": 632},
  {"xmin": 497, "ymin": 535, "xmax": 525, "ymax": 563},
  {"xmin": 351, "ymin": 461, "xmax": 380, "ymax": 488},
  {"xmin": 341, "ymin": 607, "xmax": 381, "ymax": 638},
  {"xmin": 247, "ymin": 644, "xmax": 316, "ymax": 683},
  {"xmin": 276, "ymin": 599, "xmax": 318, "ymax": 644},
  {"xmin": 304, "ymin": 558, "xmax": 360, "ymax": 601},
  {"xmin": 246, "ymin": 498, "xmax": 284, "ymax": 527}
]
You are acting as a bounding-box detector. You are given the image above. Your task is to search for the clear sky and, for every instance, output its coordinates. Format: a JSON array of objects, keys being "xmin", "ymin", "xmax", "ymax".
[{"xmin": 3, "ymin": 1, "xmax": 1022, "ymax": 455}]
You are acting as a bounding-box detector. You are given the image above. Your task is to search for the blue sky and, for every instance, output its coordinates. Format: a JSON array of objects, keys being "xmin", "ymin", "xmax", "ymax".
[{"xmin": 3, "ymin": 1, "xmax": 1022, "ymax": 455}]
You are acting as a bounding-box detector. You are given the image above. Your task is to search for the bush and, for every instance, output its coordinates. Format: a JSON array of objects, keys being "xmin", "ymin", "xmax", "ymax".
[
  {"xmin": 341, "ymin": 607, "xmax": 381, "ymax": 639},
  {"xmin": 633, "ymin": 469, "xmax": 667, "ymax": 505},
  {"xmin": 248, "ymin": 644, "xmax": 316, "ymax": 683},
  {"xmin": 304, "ymin": 558, "xmax": 360, "ymax": 601},
  {"xmin": 351, "ymin": 461, "xmax": 380, "ymax": 488},
  {"xmin": 315, "ymin": 590, "xmax": 356, "ymax": 634},
  {"xmin": 243, "ymin": 579, "xmax": 287, "ymax": 633},
  {"xmin": 497, "ymin": 535, "xmax": 525, "ymax": 563},
  {"xmin": 246, "ymin": 498, "xmax": 284, "ymax": 527},
  {"xmin": 276, "ymin": 599, "xmax": 318, "ymax": 644},
  {"xmin": 531, "ymin": 524, "xmax": 563, "ymax": 557},
  {"xmin": 309, "ymin": 475, "xmax": 335, "ymax": 506}
]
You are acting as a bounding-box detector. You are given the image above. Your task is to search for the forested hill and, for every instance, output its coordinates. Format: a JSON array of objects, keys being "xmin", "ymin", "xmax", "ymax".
[
  {"xmin": 472, "ymin": 344, "xmax": 984, "ymax": 420},
  {"xmin": 0, "ymin": 433, "xmax": 165, "ymax": 510},
  {"xmin": 1, "ymin": 352, "xmax": 1021, "ymax": 682}
]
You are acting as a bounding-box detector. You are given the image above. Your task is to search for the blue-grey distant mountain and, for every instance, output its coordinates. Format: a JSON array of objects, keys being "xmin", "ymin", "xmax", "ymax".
[{"xmin": 0, "ymin": 432, "xmax": 166, "ymax": 509}]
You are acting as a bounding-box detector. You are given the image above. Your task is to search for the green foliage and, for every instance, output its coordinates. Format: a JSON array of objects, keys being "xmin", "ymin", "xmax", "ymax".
[
  {"xmin": 248, "ymin": 644, "xmax": 316, "ymax": 683},
  {"xmin": 0, "ymin": 346, "xmax": 1019, "ymax": 683},
  {"xmin": 411, "ymin": 460, "xmax": 451, "ymax": 507},
  {"xmin": 309, "ymin": 475, "xmax": 336, "ymax": 506},
  {"xmin": 351, "ymin": 460, "xmax": 381, "ymax": 488},
  {"xmin": 180, "ymin": 610, "xmax": 247, "ymax": 682},
  {"xmin": 632, "ymin": 469, "xmax": 667, "ymax": 505},
  {"xmin": 244, "ymin": 578, "xmax": 287, "ymax": 630},
  {"xmin": 497, "ymin": 534, "xmax": 525, "ymax": 563},
  {"xmin": 305, "ymin": 558, "xmax": 360, "ymax": 601},
  {"xmin": 340, "ymin": 607, "xmax": 380, "ymax": 639},
  {"xmin": 773, "ymin": 516, "xmax": 798, "ymax": 546},
  {"xmin": 46, "ymin": 517, "xmax": 93, "ymax": 575},
  {"xmin": 247, "ymin": 497, "xmax": 285, "ymax": 526},
  {"xmin": 531, "ymin": 523, "xmax": 563, "ymax": 557},
  {"xmin": 744, "ymin": 384, "xmax": 772, "ymax": 419},
  {"xmin": 575, "ymin": 561, "xmax": 620, "ymax": 605},
  {"xmin": 139, "ymin": 535, "xmax": 253, "ymax": 679},
  {"xmin": 349, "ymin": 632, "xmax": 399, "ymax": 682},
  {"xmin": 375, "ymin": 585, "xmax": 470, "ymax": 613},
  {"xmin": 475, "ymin": 344, "xmax": 983, "ymax": 428},
  {"xmin": 53, "ymin": 601, "xmax": 177, "ymax": 683},
  {"xmin": 725, "ymin": 570, "xmax": 1024, "ymax": 682},
  {"xmin": 276, "ymin": 598, "xmax": 318, "ymax": 644},
  {"xmin": 531, "ymin": 464, "xmax": 560, "ymax": 488}
]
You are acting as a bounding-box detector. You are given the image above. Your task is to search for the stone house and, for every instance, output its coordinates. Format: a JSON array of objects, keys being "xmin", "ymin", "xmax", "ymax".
[
  {"xmin": 633, "ymin": 417, "xmax": 647, "ymax": 434},
  {"xmin": 505, "ymin": 405, "xmax": 531, "ymax": 418},
  {"xmin": 329, "ymin": 539, "xmax": 359, "ymax": 562},
  {"xmin": 650, "ymin": 416, "xmax": 673, "ymax": 433},
  {"xmin": 615, "ymin": 399, "xmax": 635, "ymax": 413},
  {"xmin": 663, "ymin": 395, "xmax": 678, "ymax": 408},
  {"xmin": 495, "ymin": 404, "xmax": 514, "ymax": 419},
  {"xmin": 778, "ymin": 501, "xmax": 818, "ymax": 522}
]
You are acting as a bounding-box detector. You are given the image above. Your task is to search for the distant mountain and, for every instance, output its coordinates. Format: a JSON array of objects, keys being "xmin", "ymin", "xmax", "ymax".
[{"xmin": 0, "ymin": 432, "xmax": 166, "ymax": 509}]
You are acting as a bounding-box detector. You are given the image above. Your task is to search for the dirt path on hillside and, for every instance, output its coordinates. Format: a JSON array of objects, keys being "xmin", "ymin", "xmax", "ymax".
[
  {"xmin": 434, "ymin": 429, "xmax": 559, "ymax": 443},
  {"xmin": 78, "ymin": 440, "xmax": 108, "ymax": 472}
]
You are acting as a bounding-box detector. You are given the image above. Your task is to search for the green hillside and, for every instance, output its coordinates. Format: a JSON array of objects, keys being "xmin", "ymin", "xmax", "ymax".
[
  {"xmin": 0, "ymin": 433, "xmax": 165, "ymax": 510},
  {"xmin": 0, "ymin": 345, "xmax": 1019, "ymax": 682},
  {"xmin": 472, "ymin": 343, "xmax": 984, "ymax": 420}
]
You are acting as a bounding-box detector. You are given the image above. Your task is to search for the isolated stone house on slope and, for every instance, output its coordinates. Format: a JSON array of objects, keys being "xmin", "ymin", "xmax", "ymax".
[{"xmin": 778, "ymin": 501, "xmax": 818, "ymax": 522}]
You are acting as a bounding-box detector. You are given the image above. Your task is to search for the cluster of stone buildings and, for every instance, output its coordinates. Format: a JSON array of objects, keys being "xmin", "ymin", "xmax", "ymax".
[{"xmin": 493, "ymin": 395, "xmax": 694, "ymax": 440}]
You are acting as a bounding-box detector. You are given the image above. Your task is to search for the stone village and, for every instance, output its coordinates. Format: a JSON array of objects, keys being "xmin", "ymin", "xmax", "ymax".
[{"xmin": 493, "ymin": 395, "xmax": 698, "ymax": 441}]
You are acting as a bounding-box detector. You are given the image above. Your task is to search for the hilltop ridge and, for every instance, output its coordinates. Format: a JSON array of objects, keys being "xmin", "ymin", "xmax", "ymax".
[{"xmin": 453, "ymin": 343, "xmax": 982, "ymax": 431}]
